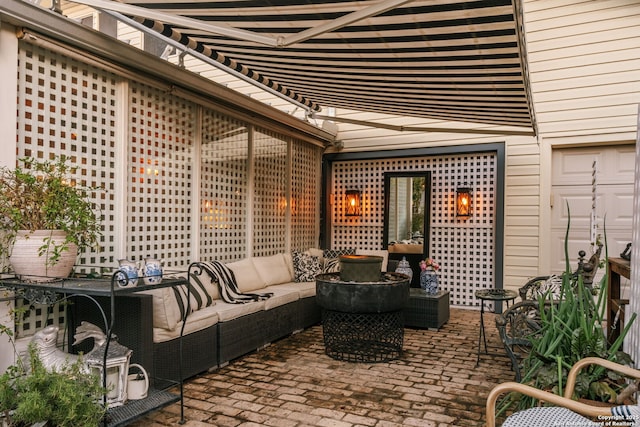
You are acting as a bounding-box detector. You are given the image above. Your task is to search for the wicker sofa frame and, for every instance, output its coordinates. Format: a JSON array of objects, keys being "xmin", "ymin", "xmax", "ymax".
[
  {"xmin": 69, "ymin": 278, "xmax": 321, "ymax": 389},
  {"xmin": 69, "ymin": 256, "xmax": 445, "ymax": 389}
]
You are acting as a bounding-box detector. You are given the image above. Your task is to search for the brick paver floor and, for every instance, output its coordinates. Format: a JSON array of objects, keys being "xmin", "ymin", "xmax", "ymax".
[{"xmin": 130, "ymin": 307, "xmax": 515, "ymax": 427}]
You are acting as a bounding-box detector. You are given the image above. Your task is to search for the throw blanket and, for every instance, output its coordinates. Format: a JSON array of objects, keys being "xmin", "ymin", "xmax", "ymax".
[{"xmin": 199, "ymin": 261, "xmax": 273, "ymax": 304}]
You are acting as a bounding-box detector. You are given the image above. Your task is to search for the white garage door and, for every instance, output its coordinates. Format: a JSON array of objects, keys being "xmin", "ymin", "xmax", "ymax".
[{"xmin": 550, "ymin": 145, "xmax": 635, "ymax": 280}]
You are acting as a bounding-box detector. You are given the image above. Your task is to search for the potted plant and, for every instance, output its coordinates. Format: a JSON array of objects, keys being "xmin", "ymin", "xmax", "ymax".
[
  {"xmin": 0, "ymin": 156, "xmax": 103, "ymax": 281},
  {"xmin": 0, "ymin": 320, "xmax": 107, "ymax": 426},
  {"xmin": 499, "ymin": 218, "xmax": 637, "ymax": 414}
]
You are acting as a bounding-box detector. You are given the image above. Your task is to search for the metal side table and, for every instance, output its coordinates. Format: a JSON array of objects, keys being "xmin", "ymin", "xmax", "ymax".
[{"xmin": 475, "ymin": 288, "xmax": 517, "ymax": 366}]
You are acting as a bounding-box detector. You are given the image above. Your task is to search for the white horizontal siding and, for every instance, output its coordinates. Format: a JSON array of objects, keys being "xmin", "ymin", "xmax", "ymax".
[{"xmin": 524, "ymin": 0, "xmax": 640, "ymax": 143}]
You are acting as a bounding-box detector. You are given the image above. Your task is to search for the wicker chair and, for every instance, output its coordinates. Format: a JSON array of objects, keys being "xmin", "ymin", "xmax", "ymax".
[{"xmin": 486, "ymin": 357, "xmax": 640, "ymax": 427}]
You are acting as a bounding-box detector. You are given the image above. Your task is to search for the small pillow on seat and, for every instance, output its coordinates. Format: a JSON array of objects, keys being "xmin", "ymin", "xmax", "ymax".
[
  {"xmin": 253, "ymin": 254, "xmax": 294, "ymax": 285},
  {"xmin": 292, "ymin": 250, "xmax": 322, "ymax": 282},
  {"xmin": 227, "ymin": 258, "xmax": 265, "ymax": 292}
]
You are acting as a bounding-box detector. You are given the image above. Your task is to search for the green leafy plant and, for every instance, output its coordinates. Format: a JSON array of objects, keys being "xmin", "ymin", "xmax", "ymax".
[
  {"xmin": 0, "ymin": 156, "xmax": 103, "ymax": 268},
  {"xmin": 0, "ymin": 314, "xmax": 107, "ymax": 426},
  {"xmin": 507, "ymin": 210, "xmax": 636, "ymax": 411}
]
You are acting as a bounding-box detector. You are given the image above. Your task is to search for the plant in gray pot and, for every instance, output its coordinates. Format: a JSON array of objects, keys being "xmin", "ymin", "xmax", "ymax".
[{"xmin": 0, "ymin": 156, "xmax": 103, "ymax": 282}]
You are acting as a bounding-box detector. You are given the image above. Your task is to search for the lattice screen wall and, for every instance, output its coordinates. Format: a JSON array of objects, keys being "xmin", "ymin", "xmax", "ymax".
[
  {"xmin": 200, "ymin": 112, "xmax": 249, "ymax": 264},
  {"xmin": 331, "ymin": 153, "xmax": 496, "ymax": 307},
  {"xmin": 13, "ymin": 40, "xmax": 323, "ymax": 338},
  {"xmin": 16, "ymin": 42, "xmax": 119, "ymax": 268},
  {"xmin": 128, "ymin": 83, "xmax": 195, "ymax": 269},
  {"xmin": 291, "ymin": 142, "xmax": 323, "ymax": 252},
  {"xmin": 14, "ymin": 41, "xmax": 120, "ymax": 339},
  {"xmin": 253, "ymin": 129, "xmax": 288, "ymax": 257}
]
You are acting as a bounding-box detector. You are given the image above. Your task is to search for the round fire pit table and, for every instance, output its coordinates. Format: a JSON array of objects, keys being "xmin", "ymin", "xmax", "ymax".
[{"xmin": 316, "ymin": 272, "xmax": 410, "ymax": 362}]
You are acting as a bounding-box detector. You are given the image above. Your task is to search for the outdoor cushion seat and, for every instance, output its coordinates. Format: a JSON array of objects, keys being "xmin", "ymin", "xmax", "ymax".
[
  {"xmin": 486, "ymin": 357, "xmax": 640, "ymax": 427},
  {"xmin": 262, "ymin": 285, "xmax": 300, "ymax": 310},
  {"xmin": 276, "ymin": 281, "xmax": 317, "ymax": 298},
  {"xmin": 212, "ymin": 299, "xmax": 266, "ymax": 322},
  {"xmin": 152, "ymin": 309, "xmax": 219, "ymax": 343},
  {"xmin": 501, "ymin": 406, "xmax": 598, "ymax": 427}
]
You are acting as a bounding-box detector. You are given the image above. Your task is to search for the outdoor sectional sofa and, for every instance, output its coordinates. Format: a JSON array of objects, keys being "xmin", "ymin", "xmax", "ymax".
[{"xmin": 70, "ymin": 249, "xmax": 390, "ymax": 389}]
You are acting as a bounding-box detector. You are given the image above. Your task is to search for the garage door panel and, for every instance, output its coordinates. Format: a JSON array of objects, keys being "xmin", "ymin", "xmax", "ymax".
[
  {"xmin": 550, "ymin": 232, "xmax": 594, "ymax": 274},
  {"xmin": 606, "ymin": 235, "xmax": 633, "ymax": 260},
  {"xmin": 550, "ymin": 145, "xmax": 634, "ymax": 280},
  {"xmin": 551, "ymin": 190, "xmax": 596, "ymax": 227},
  {"xmin": 552, "ymin": 145, "xmax": 635, "ymax": 185},
  {"xmin": 552, "ymin": 150, "xmax": 603, "ymax": 186},
  {"xmin": 599, "ymin": 187, "xmax": 634, "ymax": 228},
  {"xmin": 607, "ymin": 146, "xmax": 636, "ymax": 183},
  {"xmin": 551, "ymin": 186, "xmax": 633, "ymax": 229}
]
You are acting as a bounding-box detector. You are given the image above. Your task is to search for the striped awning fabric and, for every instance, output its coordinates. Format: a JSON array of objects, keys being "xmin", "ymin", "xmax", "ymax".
[{"xmin": 94, "ymin": 0, "xmax": 535, "ymax": 130}]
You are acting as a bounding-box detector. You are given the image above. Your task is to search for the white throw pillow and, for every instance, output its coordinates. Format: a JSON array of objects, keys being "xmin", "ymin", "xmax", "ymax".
[
  {"xmin": 189, "ymin": 268, "xmax": 220, "ymax": 305},
  {"xmin": 141, "ymin": 284, "xmax": 193, "ymax": 331},
  {"xmin": 227, "ymin": 258, "xmax": 265, "ymax": 292},
  {"xmin": 253, "ymin": 254, "xmax": 293, "ymax": 285}
]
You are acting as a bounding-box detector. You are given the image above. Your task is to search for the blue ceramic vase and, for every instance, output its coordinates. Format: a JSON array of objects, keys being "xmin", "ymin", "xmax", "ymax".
[{"xmin": 420, "ymin": 269, "xmax": 439, "ymax": 294}]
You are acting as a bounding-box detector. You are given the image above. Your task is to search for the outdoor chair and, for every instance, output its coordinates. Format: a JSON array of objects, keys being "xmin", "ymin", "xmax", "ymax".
[
  {"xmin": 496, "ymin": 275, "xmax": 562, "ymax": 381},
  {"xmin": 495, "ymin": 300, "xmax": 543, "ymax": 381},
  {"xmin": 486, "ymin": 357, "xmax": 640, "ymax": 427},
  {"xmin": 496, "ymin": 246, "xmax": 602, "ymax": 380}
]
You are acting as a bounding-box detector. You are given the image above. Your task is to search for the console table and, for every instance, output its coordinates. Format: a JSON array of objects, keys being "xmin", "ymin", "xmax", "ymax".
[
  {"xmin": 0, "ymin": 272, "xmax": 188, "ymax": 426},
  {"xmin": 607, "ymin": 257, "xmax": 631, "ymax": 344}
]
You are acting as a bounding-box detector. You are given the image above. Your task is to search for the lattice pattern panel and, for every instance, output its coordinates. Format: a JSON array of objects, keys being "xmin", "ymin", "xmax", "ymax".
[
  {"xmin": 290, "ymin": 142, "xmax": 323, "ymax": 251},
  {"xmin": 128, "ymin": 83, "xmax": 194, "ymax": 269},
  {"xmin": 15, "ymin": 41, "xmax": 120, "ymax": 337},
  {"xmin": 16, "ymin": 41, "xmax": 119, "ymax": 268},
  {"xmin": 13, "ymin": 299, "xmax": 67, "ymax": 341},
  {"xmin": 330, "ymin": 152, "xmax": 497, "ymax": 307},
  {"xmin": 252, "ymin": 129, "xmax": 288, "ymax": 257},
  {"xmin": 200, "ymin": 110, "xmax": 249, "ymax": 263}
]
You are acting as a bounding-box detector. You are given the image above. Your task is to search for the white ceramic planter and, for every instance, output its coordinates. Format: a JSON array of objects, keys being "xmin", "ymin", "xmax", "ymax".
[{"xmin": 9, "ymin": 230, "xmax": 77, "ymax": 282}]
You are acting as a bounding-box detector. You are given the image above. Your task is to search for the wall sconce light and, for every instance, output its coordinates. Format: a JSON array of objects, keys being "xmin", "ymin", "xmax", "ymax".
[
  {"xmin": 456, "ymin": 186, "xmax": 472, "ymax": 219},
  {"xmin": 345, "ymin": 189, "xmax": 362, "ymax": 216}
]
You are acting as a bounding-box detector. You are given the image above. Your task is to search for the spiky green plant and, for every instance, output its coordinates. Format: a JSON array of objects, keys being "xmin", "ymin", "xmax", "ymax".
[{"xmin": 511, "ymin": 208, "xmax": 636, "ymax": 409}]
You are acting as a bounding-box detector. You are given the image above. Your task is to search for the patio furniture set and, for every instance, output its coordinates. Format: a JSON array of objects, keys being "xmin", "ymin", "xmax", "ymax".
[{"xmin": 70, "ymin": 248, "xmax": 450, "ymax": 390}]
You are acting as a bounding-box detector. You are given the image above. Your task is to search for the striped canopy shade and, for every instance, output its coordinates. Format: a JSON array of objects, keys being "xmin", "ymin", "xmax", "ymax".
[{"xmin": 94, "ymin": 0, "xmax": 535, "ymax": 130}]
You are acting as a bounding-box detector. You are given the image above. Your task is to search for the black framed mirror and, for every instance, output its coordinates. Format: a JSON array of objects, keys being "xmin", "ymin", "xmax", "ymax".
[{"xmin": 383, "ymin": 172, "xmax": 431, "ymax": 285}]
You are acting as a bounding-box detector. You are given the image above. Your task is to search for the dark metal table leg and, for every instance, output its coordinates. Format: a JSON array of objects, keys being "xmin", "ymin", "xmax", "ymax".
[{"xmin": 477, "ymin": 301, "xmax": 486, "ymax": 366}]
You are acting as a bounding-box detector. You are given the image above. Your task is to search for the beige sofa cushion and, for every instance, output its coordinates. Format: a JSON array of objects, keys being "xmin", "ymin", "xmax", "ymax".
[
  {"xmin": 227, "ymin": 258, "xmax": 265, "ymax": 292},
  {"xmin": 253, "ymin": 254, "xmax": 294, "ymax": 286},
  {"xmin": 152, "ymin": 307, "xmax": 219, "ymax": 343},
  {"xmin": 283, "ymin": 252, "xmax": 295, "ymax": 279},
  {"xmin": 212, "ymin": 299, "xmax": 266, "ymax": 322},
  {"xmin": 276, "ymin": 281, "xmax": 316, "ymax": 299},
  {"xmin": 262, "ymin": 285, "xmax": 299, "ymax": 310},
  {"xmin": 141, "ymin": 285, "xmax": 192, "ymax": 331}
]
